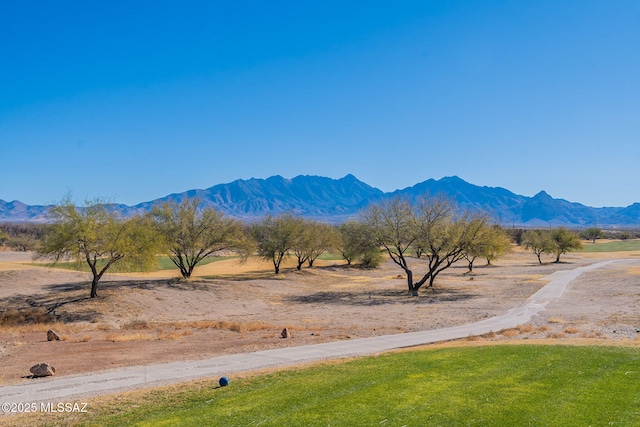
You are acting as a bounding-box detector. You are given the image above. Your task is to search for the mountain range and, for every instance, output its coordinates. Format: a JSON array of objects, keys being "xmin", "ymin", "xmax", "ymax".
[{"xmin": 1, "ymin": 175, "xmax": 639, "ymax": 227}]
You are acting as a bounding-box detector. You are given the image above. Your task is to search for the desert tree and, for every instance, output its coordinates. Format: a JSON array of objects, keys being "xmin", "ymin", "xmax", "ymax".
[
  {"xmin": 582, "ymin": 227, "xmax": 604, "ymax": 244},
  {"xmin": 38, "ymin": 198, "xmax": 161, "ymax": 298},
  {"xmin": 483, "ymin": 225, "xmax": 512, "ymax": 265},
  {"xmin": 249, "ymin": 213, "xmax": 299, "ymax": 274},
  {"xmin": 290, "ymin": 219, "xmax": 340, "ymax": 270},
  {"xmin": 464, "ymin": 224, "xmax": 512, "ymax": 271},
  {"xmin": 289, "ymin": 216, "xmax": 312, "ymax": 270},
  {"xmin": 522, "ymin": 229, "xmax": 553, "ymax": 264},
  {"xmin": 549, "ymin": 227, "xmax": 583, "ymax": 263},
  {"xmin": 150, "ymin": 198, "xmax": 247, "ymax": 279},
  {"xmin": 305, "ymin": 222, "xmax": 339, "ymax": 267},
  {"xmin": 336, "ymin": 220, "xmax": 381, "ymax": 267},
  {"xmin": 413, "ymin": 199, "xmax": 487, "ymax": 291},
  {"xmin": 364, "ymin": 195, "xmax": 486, "ymax": 296}
]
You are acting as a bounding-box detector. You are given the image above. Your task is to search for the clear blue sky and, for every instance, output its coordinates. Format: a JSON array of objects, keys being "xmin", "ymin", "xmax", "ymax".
[{"xmin": 1, "ymin": 1, "xmax": 639, "ymax": 208}]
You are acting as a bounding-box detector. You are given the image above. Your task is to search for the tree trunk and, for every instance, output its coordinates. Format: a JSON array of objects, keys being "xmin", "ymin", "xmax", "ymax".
[
  {"xmin": 90, "ymin": 277, "xmax": 99, "ymax": 298},
  {"xmin": 537, "ymin": 253, "xmax": 542, "ymax": 264},
  {"xmin": 468, "ymin": 260, "xmax": 473, "ymax": 272},
  {"xmin": 406, "ymin": 270, "xmax": 413, "ymax": 294}
]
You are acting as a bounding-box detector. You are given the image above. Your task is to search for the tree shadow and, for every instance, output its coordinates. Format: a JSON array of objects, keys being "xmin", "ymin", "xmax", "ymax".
[{"xmin": 286, "ymin": 287, "xmax": 476, "ymax": 306}]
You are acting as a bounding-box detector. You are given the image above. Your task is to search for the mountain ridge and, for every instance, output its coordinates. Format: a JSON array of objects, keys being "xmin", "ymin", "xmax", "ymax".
[{"xmin": 1, "ymin": 175, "xmax": 638, "ymax": 227}]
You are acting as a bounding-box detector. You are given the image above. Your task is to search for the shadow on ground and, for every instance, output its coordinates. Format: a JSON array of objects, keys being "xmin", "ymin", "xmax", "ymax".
[{"xmin": 286, "ymin": 287, "xmax": 477, "ymax": 306}]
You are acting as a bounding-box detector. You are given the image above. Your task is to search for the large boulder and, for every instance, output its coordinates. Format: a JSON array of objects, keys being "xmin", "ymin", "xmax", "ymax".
[{"xmin": 30, "ymin": 363, "xmax": 56, "ymax": 378}]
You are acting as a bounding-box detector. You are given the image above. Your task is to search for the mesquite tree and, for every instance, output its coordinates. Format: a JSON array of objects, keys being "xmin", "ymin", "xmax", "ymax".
[
  {"xmin": 150, "ymin": 198, "xmax": 246, "ymax": 278},
  {"xmin": 39, "ymin": 198, "xmax": 161, "ymax": 298},
  {"xmin": 364, "ymin": 196, "xmax": 486, "ymax": 296}
]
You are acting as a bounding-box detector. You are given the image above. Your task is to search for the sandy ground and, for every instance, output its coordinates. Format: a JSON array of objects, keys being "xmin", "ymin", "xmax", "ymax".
[{"xmin": 1, "ymin": 248, "xmax": 639, "ymax": 386}]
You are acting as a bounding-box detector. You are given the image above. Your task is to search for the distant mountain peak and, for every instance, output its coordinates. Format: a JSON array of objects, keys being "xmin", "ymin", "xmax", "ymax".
[{"xmin": 533, "ymin": 190, "xmax": 552, "ymax": 198}]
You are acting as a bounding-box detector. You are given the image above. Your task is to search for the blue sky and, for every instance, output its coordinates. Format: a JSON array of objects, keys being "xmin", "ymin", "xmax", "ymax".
[{"xmin": 1, "ymin": 1, "xmax": 639, "ymax": 207}]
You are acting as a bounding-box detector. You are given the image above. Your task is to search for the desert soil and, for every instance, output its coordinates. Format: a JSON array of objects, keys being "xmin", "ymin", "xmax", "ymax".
[{"xmin": 1, "ymin": 248, "xmax": 639, "ymax": 386}]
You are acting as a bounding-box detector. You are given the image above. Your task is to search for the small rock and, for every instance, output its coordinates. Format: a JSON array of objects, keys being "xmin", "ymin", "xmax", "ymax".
[
  {"xmin": 281, "ymin": 328, "xmax": 291, "ymax": 338},
  {"xmin": 30, "ymin": 363, "xmax": 56, "ymax": 378},
  {"xmin": 47, "ymin": 330, "xmax": 61, "ymax": 341}
]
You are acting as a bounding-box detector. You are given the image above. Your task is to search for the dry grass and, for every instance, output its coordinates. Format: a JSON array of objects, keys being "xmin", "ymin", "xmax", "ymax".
[
  {"xmin": 500, "ymin": 328, "xmax": 520, "ymax": 337},
  {"xmin": 581, "ymin": 332, "xmax": 599, "ymax": 339},
  {"xmin": 170, "ymin": 319, "xmax": 275, "ymax": 333},
  {"xmin": 121, "ymin": 319, "xmax": 152, "ymax": 330},
  {"xmin": 0, "ymin": 307, "xmax": 55, "ymax": 327},
  {"xmin": 564, "ymin": 326, "xmax": 580, "ymax": 334},
  {"xmin": 158, "ymin": 330, "xmax": 193, "ymax": 340},
  {"xmin": 547, "ymin": 332, "xmax": 566, "ymax": 339},
  {"xmin": 65, "ymin": 335, "xmax": 93, "ymax": 343},
  {"xmin": 516, "ymin": 324, "xmax": 533, "ymax": 333},
  {"xmin": 106, "ymin": 332, "xmax": 155, "ymax": 342},
  {"xmin": 548, "ymin": 317, "xmax": 566, "ymax": 324},
  {"xmin": 481, "ymin": 331, "xmax": 497, "ymax": 338}
]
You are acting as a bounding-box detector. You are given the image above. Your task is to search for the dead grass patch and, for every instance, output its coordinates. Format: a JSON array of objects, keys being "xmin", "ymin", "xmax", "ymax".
[
  {"xmin": 158, "ymin": 330, "xmax": 192, "ymax": 340},
  {"xmin": 548, "ymin": 317, "xmax": 566, "ymax": 324},
  {"xmin": 121, "ymin": 319, "xmax": 152, "ymax": 330},
  {"xmin": 67, "ymin": 335, "xmax": 92, "ymax": 343},
  {"xmin": 516, "ymin": 324, "xmax": 533, "ymax": 333},
  {"xmin": 564, "ymin": 327, "xmax": 580, "ymax": 334},
  {"xmin": 171, "ymin": 320, "xmax": 275, "ymax": 333},
  {"xmin": 500, "ymin": 329, "xmax": 520, "ymax": 337},
  {"xmin": 0, "ymin": 307, "xmax": 55, "ymax": 326},
  {"xmin": 106, "ymin": 332, "xmax": 154, "ymax": 342},
  {"xmin": 547, "ymin": 332, "xmax": 566, "ymax": 339}
]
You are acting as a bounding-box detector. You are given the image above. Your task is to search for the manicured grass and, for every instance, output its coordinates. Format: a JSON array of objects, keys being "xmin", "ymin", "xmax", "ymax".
[
  {"xmin": 577, "ymin": 239, "xmax": 640, "ymax": 252},
  {"xmin": 51, "ymin": 345, "xmax": 640, "ymax": 426},
  {"xmin": 45, "ymin": 256, "xmax": 233, "ymax": 273},
  {"xmin": 316, "ymin": 251, "xmax": 345, "ymax": 261}
]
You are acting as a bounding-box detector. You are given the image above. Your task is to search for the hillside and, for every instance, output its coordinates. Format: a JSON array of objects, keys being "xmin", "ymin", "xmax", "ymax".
[{"xmin": 1, "ymin": 175, "xmax": 638, "ymax": 226}]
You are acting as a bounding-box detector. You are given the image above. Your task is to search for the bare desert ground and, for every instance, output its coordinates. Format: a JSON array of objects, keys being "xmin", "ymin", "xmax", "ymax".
[{"xmin": 1, "ymin": 247, "xmax": 639, "ymax": 386}]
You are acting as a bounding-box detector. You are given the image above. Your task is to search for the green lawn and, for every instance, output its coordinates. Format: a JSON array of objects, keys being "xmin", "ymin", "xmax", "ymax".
[
  {"xmin": 577, "ymin": 239, "xmax": 640, "ymax": 252},
  {"xmin": 44, "ymin": 255, "xmax": 233, "ymax": 273},
  {"xmin": 316, "ymin": 251, "xmax": 345, "ymax": 261},
  {"xmin": 49, "ymin": 345, "xmax": 640, "ymax": 426}
]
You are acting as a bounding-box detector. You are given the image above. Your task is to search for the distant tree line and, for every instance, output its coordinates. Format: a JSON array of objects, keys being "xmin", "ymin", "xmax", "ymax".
[{"xmin": 0, "ymin": 222, "xmax": 47, "ymax": 251}]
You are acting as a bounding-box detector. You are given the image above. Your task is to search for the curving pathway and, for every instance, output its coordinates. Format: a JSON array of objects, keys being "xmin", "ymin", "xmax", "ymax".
[{"xmin": 0, "ymin": 259, "xmax": 626, "ymax": 405}]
